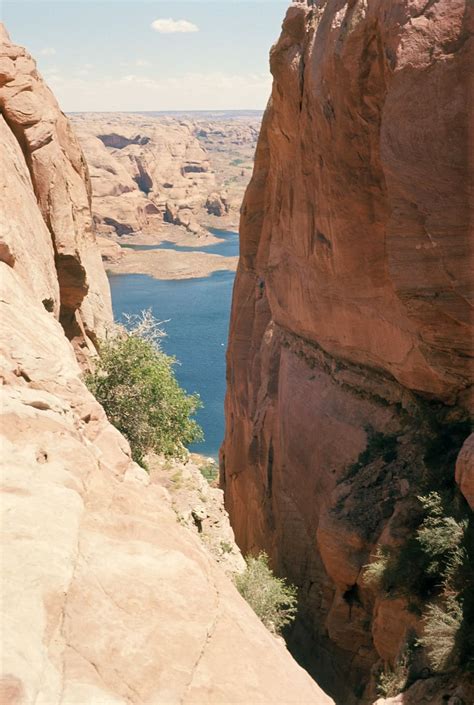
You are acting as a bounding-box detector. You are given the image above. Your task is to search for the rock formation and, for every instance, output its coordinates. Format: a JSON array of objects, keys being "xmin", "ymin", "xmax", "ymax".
[
  {"xmin": 72, "ymin": 113, "xmax": 226, "ymax": 237},
  {"xmin": 222, "ymin": 1, "xmax": 473, "ymax": 703},
  {"xmin": 195, "ymin": 115, "xmax": 260, "ymax": 222},
  {"xmin": 0, "ymin": 25, "xmax": 111, "ymax": 353},
  {"xmin": 206, "ymin": 191, "xmax": 230, "ymax": 217},
  {"xmin": 0, "ymin": 24, "xmax": 334, "ymax": 705}
]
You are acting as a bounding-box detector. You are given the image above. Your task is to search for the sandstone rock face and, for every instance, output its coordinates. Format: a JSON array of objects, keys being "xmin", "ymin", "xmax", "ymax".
[
  {"xmin": 195, "ymin": 115, "xmax": 260, "ymax": 220},
  {"xmin": 0, "ymin": 263, "xmax": 333, "ymax": 705},
  {"xmin": 72, "ymin": 113, "xmax": 225, "ymax": 236},
  {"xmin": 0, "ymin": 27, "xmax": 112, "ymax": 349},
  {"xmin": 222, "ymin": 2, "xmax": 473, "ymax": 702},
  {"xmin": 0, "ymin": 25, "xmax": 333, "ymax": 705}
]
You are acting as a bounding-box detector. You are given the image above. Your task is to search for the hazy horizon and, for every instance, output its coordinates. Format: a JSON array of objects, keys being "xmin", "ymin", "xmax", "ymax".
[
  {"xmin": 67, "ymin": 108, "xmax": 265, "ymax": 115},
  {"xmin": 2, "ymin": 0, "xmax": 289, "ymax": 112}
]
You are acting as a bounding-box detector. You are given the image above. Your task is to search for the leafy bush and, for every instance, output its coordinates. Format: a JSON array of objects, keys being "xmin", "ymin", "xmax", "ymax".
[
  {"xmin": 363, "ymin": 545, "xmax": 394, "ymax": 589},
  {"xmin": 364, "ymin": 493, "xmax": 467, "ymax": 594},
  {"xmin": 235, "ymin": 552, "xmax": 297, "ymax": 635},
  {"xmin": 86, "ymin": 311, "xmax": 203, "ymax": 466}
]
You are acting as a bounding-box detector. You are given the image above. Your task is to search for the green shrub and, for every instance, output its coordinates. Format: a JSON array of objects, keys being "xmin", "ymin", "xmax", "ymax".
[
  {"xmin": 416, "ymin": 493, "xmax": 467, "ymax": 577},
  {"xmin": 363, "ymin": 546, "xmax": 394, "ymax": 589},
  {"xmin": 376, "ymin": 660, "xmax": 408, "ymax": 698},
  {"xmin": 364, "ymin": 488, "xmax": 472, "ymax": 674},
  {"xmin": 418, "ymin": 597, "xmax": 463, "ymax": 672},
  {"xmin": 86, "ymin": 311, "xmax": 203, "ymax": 466},
  {"xmin": 235, "ymin": 552, "xmax": 297, "ymax": 635},
  {"xmin": 364, "ymin": 492, "xmax": 467, "ymax": 595},
  {"xmin": 200, "ymin": 462, "xmax": 219, "ymax": 484}
]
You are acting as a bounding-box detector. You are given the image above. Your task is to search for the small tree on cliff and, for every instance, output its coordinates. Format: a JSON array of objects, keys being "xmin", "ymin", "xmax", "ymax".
[{"xmin": 86, "ymin": 310, "xmax": 203, "ymax": 467}]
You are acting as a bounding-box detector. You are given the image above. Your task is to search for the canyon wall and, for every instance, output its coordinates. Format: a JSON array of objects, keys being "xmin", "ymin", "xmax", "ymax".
[
  {"xmin": 0, "ymin": 25, "xmax": 334, "ymax": 705},
  {"xmin": 222, "ymin": 1, "xmax": 473, "ymax": 702}
]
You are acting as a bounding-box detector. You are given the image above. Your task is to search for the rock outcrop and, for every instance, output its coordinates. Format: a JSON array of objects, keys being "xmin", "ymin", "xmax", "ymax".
[
  {"xmin": 206, "ymin": 191, "xmax": 230, "ymax": 217},
  {"xmin": 0, "ymin": 26, "xmax": 112, "ymax": 351},
  {"xmin": 0, "ymin": 271, "xmax": 333, "ymax": 704},
  {"xmin": 0, "ymin": 25, "xmax": 333, "ymax": 705},
  {"xmin": 222, "ymin": 2, "xmax": 473, "ymax": 703}
]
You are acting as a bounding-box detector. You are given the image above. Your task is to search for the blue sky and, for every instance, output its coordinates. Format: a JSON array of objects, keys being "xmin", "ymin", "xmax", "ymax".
[{"xmin": 2, "ymin": 1, "xmax": 290, "ymax": 111}]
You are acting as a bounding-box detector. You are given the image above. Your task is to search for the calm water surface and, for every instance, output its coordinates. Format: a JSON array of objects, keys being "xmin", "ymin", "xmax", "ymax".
[{"xmin": 108, "ymin": 262, "xmax": 236, "ymax": 459}]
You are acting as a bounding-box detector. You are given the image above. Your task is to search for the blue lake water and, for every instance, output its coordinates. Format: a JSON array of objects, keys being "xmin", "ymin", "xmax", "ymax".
[
  {"xmin": 121, "ymin": 227, "xmax": 239, "ymax": 258},
  {"xmin": 108, "ymin": 263, "xmax": 236, "ymax": 460}
]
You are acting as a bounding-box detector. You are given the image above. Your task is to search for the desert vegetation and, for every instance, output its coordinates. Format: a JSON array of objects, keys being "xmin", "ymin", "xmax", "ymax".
[
  {"xmin": 235, "ymin": 552, "xmax": 297, "ymax": 635},
  {"xmin": 86, "ymin": 311, "xmax": 203, "ymax": 466},
  {"xmin": 376, "ymin": 645, "xmax": 411, "ymax": 698},
  {"xmin": 199, "ymin": 461, "xmax": 219, "ymax": 485},
  {"xmin": 364, "ymin": 479, "xmax": 473, "ymax": 682}
]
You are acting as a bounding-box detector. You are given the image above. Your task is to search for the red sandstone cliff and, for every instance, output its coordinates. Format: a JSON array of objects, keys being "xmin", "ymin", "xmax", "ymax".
[{"xmin": 222, "ymin": 1, "xmax": 473, "ymax": 702}]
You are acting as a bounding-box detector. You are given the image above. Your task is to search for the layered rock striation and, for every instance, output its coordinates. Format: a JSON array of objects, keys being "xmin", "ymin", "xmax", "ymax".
[
  {"xmin": 0, "ymin": 25, "xmax": 333, "ymax": 705},
  {"xmin": 222, "ymin": 1, "xmax": 473, "ymax": 702}
]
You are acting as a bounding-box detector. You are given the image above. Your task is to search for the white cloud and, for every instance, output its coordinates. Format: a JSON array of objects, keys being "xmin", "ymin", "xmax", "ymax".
[
  {"xmin": 40, "ymin": 47, "xmax": 56, "ymax": 56},
  {"xmin": 151, "ymin": 18, "xmax": 199, "ymax": 34},
  {"xmin": 135, "ymin": 59, "xmax": 150, "ymax": 67}
]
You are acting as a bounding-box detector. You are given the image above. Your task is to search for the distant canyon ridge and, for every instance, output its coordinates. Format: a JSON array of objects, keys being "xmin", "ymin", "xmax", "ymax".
[{"xmin": 71, "ymin": 112, "xmax": 261, "ymax": 240}]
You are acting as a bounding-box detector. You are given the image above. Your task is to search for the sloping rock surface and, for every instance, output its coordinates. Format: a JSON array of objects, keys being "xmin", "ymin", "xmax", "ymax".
[{"xmin": 0, "ymin": 264, "xmax": 333, "ymax": 705}]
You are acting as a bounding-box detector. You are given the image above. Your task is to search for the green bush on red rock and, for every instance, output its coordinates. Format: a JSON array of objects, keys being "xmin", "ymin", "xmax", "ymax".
[{"xmin": 363, "ymin": 489, "xmax": 472, "ymax": 676}]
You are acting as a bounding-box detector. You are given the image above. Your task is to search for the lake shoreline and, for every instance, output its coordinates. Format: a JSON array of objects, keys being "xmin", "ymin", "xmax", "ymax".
[
  {"xmin": 102, "ymin": 226, "xmax": 239, "ymax": 281},
  {"xmin": 105, "ymin": 248, "xmax": 238, "ymax": 280}
]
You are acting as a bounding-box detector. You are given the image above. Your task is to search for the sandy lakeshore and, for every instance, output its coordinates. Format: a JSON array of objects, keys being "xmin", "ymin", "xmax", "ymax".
[{"xmin": 105, "ymin": 247, "xmax": 238, "ymax": 280}]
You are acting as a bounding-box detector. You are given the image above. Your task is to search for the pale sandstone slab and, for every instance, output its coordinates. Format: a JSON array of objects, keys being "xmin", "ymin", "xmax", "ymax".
[{"xmin": 0, "ymin": 261, "xmax": 332, "ymax": 705}]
